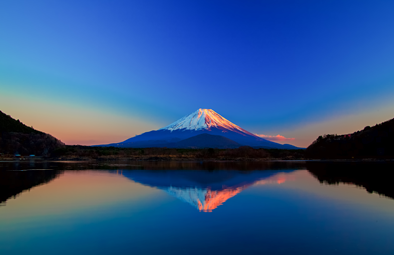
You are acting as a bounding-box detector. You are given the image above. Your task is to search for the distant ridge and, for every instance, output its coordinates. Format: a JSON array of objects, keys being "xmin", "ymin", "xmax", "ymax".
[{"xmin": 98, "ymin": 109, "xmax": 301, "ymax": 149}]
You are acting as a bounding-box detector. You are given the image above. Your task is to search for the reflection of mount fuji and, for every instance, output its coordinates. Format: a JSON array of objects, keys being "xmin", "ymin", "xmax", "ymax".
[{"xmin": 121, "ymin": 170, "xmax": 293, "ymax": 212}]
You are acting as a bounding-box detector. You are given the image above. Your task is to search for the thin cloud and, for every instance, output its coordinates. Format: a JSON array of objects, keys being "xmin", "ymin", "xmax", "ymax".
[{"xmin": 255, "ymin": 134, "xmax": 295, "ymax": 142}]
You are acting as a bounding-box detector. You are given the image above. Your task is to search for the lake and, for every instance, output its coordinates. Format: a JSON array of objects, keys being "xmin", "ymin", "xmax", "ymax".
[{"xmin": 1, "ymin": 161, "xmax": 394, "ymax": 255}]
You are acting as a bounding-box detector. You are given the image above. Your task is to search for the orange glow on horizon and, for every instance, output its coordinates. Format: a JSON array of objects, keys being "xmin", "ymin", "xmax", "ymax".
[
  {"xmin": 255, "ymin": 134, "xmax": 296, "ymax": 142},
  {"xmin": 0, "ymin": 94, "xmax": 158, "ymax": 146}
]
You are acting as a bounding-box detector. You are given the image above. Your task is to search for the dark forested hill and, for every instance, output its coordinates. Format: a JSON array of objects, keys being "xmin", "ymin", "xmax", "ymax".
[
  {"xmin": 0, "ymin": 111, "xmax": 43, "ymax": 134},
  {"xmin": 0, "ymin": 111, "xmax": 64, "ymax": 156},
  {"xmin": 306, "ymin": 118, "xmax": 394, "ymax": 159}
]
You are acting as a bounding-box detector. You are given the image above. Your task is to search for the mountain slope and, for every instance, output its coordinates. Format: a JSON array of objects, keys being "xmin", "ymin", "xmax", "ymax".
[
  {"xmin": 306, "ymin": 117, "xmax": 394, "ymax": 158},
  {"xmin": 161, "ymin": 109, "xmax": 255, "ymax": 136},
  {"xmin": 169, "ymin": 134, "xmax": 241, "ymax": 149},
  {"xmin": 0, "ymin": 110, "xmax": 64, "ymax": 156},
  {"xmin": 0, "ymin": 111, "xmax": 43, "ymax": 134},
  {"xmin": 100, "ymin": 109, "xmax": 300, "ymax": 149}
]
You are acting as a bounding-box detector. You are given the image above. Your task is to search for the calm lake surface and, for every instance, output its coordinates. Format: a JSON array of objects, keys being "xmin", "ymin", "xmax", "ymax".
[{"xmin": 1, "ymin": 161, "xmax": 394, "ymax": 255}]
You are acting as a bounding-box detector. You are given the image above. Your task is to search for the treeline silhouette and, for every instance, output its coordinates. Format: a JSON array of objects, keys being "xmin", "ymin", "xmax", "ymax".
[
  {"xmin": 306, "ymin": 117, "xmax": 394, "ymax": 159},
  {"xmin": 0, "ymin": 110, "xmax": 43, "ymax": 134},
  {"xmin": 53, "ymin": 145, "xmax": 305, "ymax": 160}
]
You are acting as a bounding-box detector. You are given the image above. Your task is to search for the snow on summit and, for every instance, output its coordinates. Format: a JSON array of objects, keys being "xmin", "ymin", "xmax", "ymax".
[{"xmin": 161, "ymin": 108, "xmax": 254, "ymax": 135}]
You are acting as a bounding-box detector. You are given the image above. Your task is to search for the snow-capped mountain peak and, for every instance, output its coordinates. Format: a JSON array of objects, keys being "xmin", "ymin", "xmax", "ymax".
[
  {"xmin": 101, "ymin": 108, "xmax": 300, "ymax": 149},
  {"xmin": 161, "ymin": 108, "xmax": 255, "ymax": 136}
]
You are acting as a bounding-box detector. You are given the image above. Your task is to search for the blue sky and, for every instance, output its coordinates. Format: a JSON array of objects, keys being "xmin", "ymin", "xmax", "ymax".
[{"xmin": 1, "ymin": 0, "xmax": 394, "ymax": 146}]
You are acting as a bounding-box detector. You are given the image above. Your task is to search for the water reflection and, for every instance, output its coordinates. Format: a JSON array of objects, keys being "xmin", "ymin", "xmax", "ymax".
[
  {"xmin": 1, "ymin": 160, "xmax": 394, "ymax": 210},
  {"xmin": 307, "ymin": 161, "xmax": 394, "ymax": 199},
  {"xmin": 121, "ymin": 170, "xmax": 292, "ymax": 212},
  {"xmin": 1, "ymin": 161, "xmax": 394, "ymax": 255},
  {"xmin": 0, "ymin": 169, "xmax": 62, "ymax": 204}
]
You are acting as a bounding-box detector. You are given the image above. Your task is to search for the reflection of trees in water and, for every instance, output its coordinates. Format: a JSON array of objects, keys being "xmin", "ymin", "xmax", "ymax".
[
  {"xmin": 1, "ymin": 160, "xmax": 307, "ymax": 172},
  {"xmin": 307, "ymin": 161, "xmax": 394, "ymax": 200},
  {"xmin": 0, "ymin": 169, "xmax": 62, "ymax": 204}
]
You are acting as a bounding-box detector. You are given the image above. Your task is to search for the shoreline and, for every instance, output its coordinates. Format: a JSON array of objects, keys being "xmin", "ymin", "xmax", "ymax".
[{"xmin": 1, "ymin": 157, "xmax": 393, "ymax": 163}]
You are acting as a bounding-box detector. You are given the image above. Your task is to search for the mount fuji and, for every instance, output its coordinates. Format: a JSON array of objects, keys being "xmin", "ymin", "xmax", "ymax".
[{"xmin": 100, "ymin": 109, "xmax": 300, "ymax": 149}]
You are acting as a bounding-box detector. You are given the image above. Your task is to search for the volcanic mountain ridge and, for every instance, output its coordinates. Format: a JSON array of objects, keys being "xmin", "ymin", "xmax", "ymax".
[{"xmin": 99, "ymin": 109, "xmax": 300, "ymax": 149}]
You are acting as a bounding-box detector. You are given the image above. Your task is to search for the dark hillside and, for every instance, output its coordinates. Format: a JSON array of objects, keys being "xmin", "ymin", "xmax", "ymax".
[
  {"xmin": 0, "ymin": 110, "xmax": 64, "ymax": 156},
  {"xmin": 306, "ymin": 117, "xmax": 394, "ymax": 159},
  {"xmin": 0, "ymin": 111, "xmax": 43, "ymax": 134}
]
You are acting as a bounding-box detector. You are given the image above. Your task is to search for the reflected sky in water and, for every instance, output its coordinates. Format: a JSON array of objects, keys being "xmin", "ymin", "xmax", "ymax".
[{"xmin": 1, "ymin": 162, "xmax": 394, "ymax": 255}]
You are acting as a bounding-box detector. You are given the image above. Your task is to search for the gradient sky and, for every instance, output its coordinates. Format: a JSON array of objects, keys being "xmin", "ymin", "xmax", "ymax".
[{"xmin": 1, "ymin": 0, "xmax": 394, "ymax": 147}]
